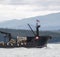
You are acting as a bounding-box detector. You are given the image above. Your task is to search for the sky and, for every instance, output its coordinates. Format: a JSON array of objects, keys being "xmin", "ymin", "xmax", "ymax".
[{"xmin": 0, "ymin": 0, "xmax": 60, "ymax": 22}]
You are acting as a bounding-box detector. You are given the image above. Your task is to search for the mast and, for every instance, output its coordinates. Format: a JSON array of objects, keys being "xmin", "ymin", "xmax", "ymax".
[
  {"xmin": 27, "ymin": 20, "xmax": 40, "ymax": 37},
  {"xmin": 36, "ymin": 20, "xmax": 40, "ymax": 36}
]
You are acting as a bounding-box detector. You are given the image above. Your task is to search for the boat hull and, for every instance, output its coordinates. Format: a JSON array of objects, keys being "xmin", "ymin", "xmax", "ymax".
[{"xmin": 0, "ymin": 36, "xmax": 51, "ymax": 48}]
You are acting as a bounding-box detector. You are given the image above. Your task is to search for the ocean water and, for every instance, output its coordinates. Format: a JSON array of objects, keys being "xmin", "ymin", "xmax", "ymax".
[{"xmin": 0, "ymin": 44, "xmax": 60, "ymax": 57}]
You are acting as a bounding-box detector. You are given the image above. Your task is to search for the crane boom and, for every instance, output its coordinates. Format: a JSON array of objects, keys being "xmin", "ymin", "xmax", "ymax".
[
  {"xmin": 27, "ymin": 24, "xmax": 36, "ymax": 36},
  {"xmin": 0, "ymin": 31, "xmax": 12, "ymax": 41}
]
